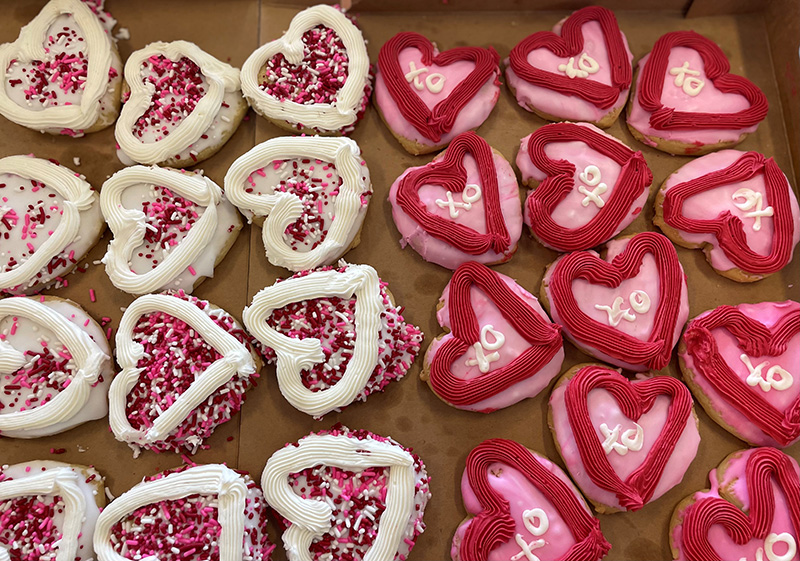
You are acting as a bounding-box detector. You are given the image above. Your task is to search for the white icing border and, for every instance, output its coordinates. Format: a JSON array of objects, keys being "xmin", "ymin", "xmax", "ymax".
[
  {"xmin": 240, "ymin": 4, "xmax": 370, "ymax": 133},
  {"xmin": 224, "ymin": 136, "xmax": 370, "ymax": 271}
]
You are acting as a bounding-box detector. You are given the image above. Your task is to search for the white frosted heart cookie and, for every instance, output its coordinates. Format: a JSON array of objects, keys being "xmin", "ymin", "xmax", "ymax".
[
  {"xmin": 0, "ymin": 0, "xmax": 122, "ymax": 136},
  {"xmin": 115, "ymin": 40, "xmax": 248, "ymax": 168},
  {"xmin": 0, "ymin": 295, "xmax": 111, "ymax": 438},
  {"xmin": 0, "ymin": 155, "xmax": 104, "ymax": 296},
  {"xmin": 224, "ymin": 136, "xmax": 371, "ymax": 272},
  {"xmin": 100, "ymin": 165, "xmax": 242, "ymax": 295}
]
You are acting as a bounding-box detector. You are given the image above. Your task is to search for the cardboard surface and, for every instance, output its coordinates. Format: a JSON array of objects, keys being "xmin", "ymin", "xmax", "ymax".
[{"xmin": 0, "ymin": 2, "xmax": 798, "ymax": 561}]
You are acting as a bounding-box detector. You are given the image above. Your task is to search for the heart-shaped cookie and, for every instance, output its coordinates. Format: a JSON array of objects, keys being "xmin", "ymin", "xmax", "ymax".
[
  {"xmin": 0, "ymin": 0, "xmax": 121, "ymax": 135},
  {"xmin": 451, "ymin": 438, "xmax": 610, "ymax": 561},
  {"xmin": 261, "ymin": 425, "xmax": 430, "ymax": 561},
  {"xmin": 681, "ymin": 301, "xmax": 799, "ymax": 448},
  {"xmin": 423, "ymin": 261, "xmax": 563, "ymax": 412},
  {"xmin": 519, "ymin": 122, "xmax": 653, "ymax": 252},
  {"xmin": 243, "ymin": 263, "xmax": 422, "ymax": 418},
  {"xmin": 224, "ymin": 136, "xmax": 371, "ymax": 272},
  {"xmin": 375, "ymin": 32, "xmax": 500, "ymax": 154},
  {"xmin": 241, "ymin": 4, "xmax": 371, "ymax": 135},
  {"xmin": 670, "ymin": 447, "xmax": 799, "ymax": 561},
  {"xmin": 550, "ymin": 364, "xmax": 699, "ymax": 512},
  {"xmin": 506, "ymin": 6, "xmax": 632, "ymax": 127},
  {"xmin": 656, "ymin": 150, "xmax": 799, "ymax": 282},
  {"xmin": 109, "ymin": 292, "xmax": 260, "ymax": 456},
  {"xmin": 389, "ymin": 131, "xmax": 522, "ymax": 270},
  {"xmin": 101, "ymin": 165, "xmax": 242, "ymax": 295},
  {"xmin": 542, "ymin": 231, "xmax": 689, "ymax": 371}
]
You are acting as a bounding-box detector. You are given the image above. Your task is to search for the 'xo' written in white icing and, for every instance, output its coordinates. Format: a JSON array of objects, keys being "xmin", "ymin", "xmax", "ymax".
[
  {"xmin": 740, "ymin": 354, "xmax": 793, "ymax": 392},
  {"xmin": 739, "ymin": 533, "xmax": 797, "ymax": 561},
  {"xmin": 511, "ymin": 508, "xmax": 549, "ymax": 561},
  {"xmin": 732, "ymin": 188, "xmax": 774, "ymax": 232},
  {"xmin": 558, "ymin": 53, "xmax": 600, "ymax": 79},
  {"xmin": 435, "ymin": 184, "xmax": 482, "ymax": 219},
  {"xmin": 465, "ymin": 324, "xmax": 505, "ymax": 373},
  {"xmin": 669, "ymin": 61, "xmax": 705, "ymax": 96},
  {"xmin": 595, "ymin": 290, "xmax": 651, "ymax": 327},
  {"xmin": 405, "ymin": 61, "xmax": 446, "ymax": 94},
  {"xmin": 600, "ymin": 422, "xmax": 644, "ymax": 455},
  {"xmin": 577, "ymin": 165, "xmax": 608, "ymax": 208}
]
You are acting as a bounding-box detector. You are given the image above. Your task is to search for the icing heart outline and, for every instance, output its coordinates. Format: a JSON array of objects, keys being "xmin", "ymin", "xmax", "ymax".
[
  {"xmin": 457, "ymin": 438, "xmax": 611, "ymax": 561},
  {"xmin": 428, "ymin": 261, "xmax": 562, "ymax": 408},
  {"xmin": 395, "ymin": 131, "xmax": 511, "ymax": 257},
  {"xmin": 108, "ymin": 293, "xmax": 256, "ymax": 448},
  {"xmin": 524, "ymin": 122, "xmax": 653, "ymax": 252},
  {"xmin": 562, "ymin": 364, "xmax": 694, "ymax": 510},
  {"xmin": 638, "ymin": 31, "xmax": 768, "ymax": 130},
  {"xmin": 378, "ymin": 32, "xmax": 500, "ymax": 143},
  {"xmin": 224, "ymin": 136, "xmax": 370, "ymax": 272},
  {"xmin": 683, "ymin": 303, "xmax": 800, "ymax": 447},
  {"xmin": 659, "ymin": 152, "xmax": 795, "ymax": 277},
  {"xmin": 508, "ymin": 6, "xmax": 631, "ymax": 110}
]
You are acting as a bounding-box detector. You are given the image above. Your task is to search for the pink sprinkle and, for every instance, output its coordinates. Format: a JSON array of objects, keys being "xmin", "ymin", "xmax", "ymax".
[
  {"xmin": 83, "ymin": 318, "xmax": 91, "ymax": 327},
  {"xmin": 188, "ymin": 265, "xmax": 197, "ymax": 276},
  {"xmin": 89, "ymin": 288, "xmax": 96, "ymax": 302}
]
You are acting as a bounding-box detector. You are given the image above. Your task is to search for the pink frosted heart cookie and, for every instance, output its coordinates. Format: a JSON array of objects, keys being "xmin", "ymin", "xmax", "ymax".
[
  {"xmin": 541, "ymin": 231, "xmax": 689, "ymax": 372},
  {"xmin": 94, "ymin": 464, "xmax": 275, "ymax": 561},
  {"xmin": 388, "ymin": 132, "xmax": 522, "ymax": 270},
  {"xmin": 0, "ymin": 0, "xmax": 122, "ymax": 136},
  {"xmin": 655, "ymin": 150, "xmax": 800, "ymax": 282},
  {"xmin": 241, "ymin": 4, "xmax": 372, "ymax": 136},
  {"xmin": 549, "ymin": 363, "xmax": 700, "ymax": 513},
  {"xmin": 243, "ymin": 263, "xmax": 422, "ymax": 418},
  {"xmin": 108, "ymin": 291, "xmax": 263, "ymax": 456},
  {"xmin": 262, "ymin": 425, "xmax": 430, "ymax": 561},
  {"xmin": 506, "ymin": 6, "xmax": 633, "ymax": 128},
  {"xmin": 375, "ymin": 32, "xmax": 500, "ymax": 155},
  {"xmin": 0, "ymin": 155, "xmax": 105, "ymax": 296},
  {"xmin": 422, "ymin": 261, "xmax": 564, "ymax": 413},
  {"xmin": 0, "ymin": 461, "xmax": 105, "ymax": 561},
  {"xmin": 627, "ymin": 31, "xmax": 768, "ymax": 155},
  {"xmin": 680, "ymin": 300, "xmax": 799, "ymax": 448},
  {"xmin": 115, "ymin": 41, "xmax": 248, "ymax": 168}
]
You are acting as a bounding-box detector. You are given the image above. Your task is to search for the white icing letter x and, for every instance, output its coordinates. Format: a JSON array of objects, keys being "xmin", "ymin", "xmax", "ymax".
[{"xmin": 511, "ymin": 508, "xmax": 549, "ymax": 561}]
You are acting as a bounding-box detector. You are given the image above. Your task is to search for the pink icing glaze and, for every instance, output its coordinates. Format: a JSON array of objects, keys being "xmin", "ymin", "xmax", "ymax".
[
  {"xmin": 505, "ymin": 19, "xmax": 633, "ymax": 123},
  {"xmin": 452, "ymin": 451, "xmax": 590, "ymax": 561},
  {"xmin": 661, "ymin": 150, "xmax": 800, "ymax": 273},
  {"xmin": 388, "ymin": 150, "xmax": 523, "ymax": 270},
  {"xmin": 628, "ymin": 50, "xmax": 758, "ymax": 147},
  {"xmin": 426, "ymin": 269, "xmax": 564, "ymax": 412},
  {"xmin": 671, "ymin": 448, "xmax": 800, "ymax": 561},
  {"xmin": 543, "ymin": 236, "xmax": 690, "ymax": 372},
  {"xmin": 550, "ymin": 375, "xmax": 700, "ymax": 510},
  {"xmin": 680, "ymin": 301, "xmax": 800, "ymax": 447},
  {"xmin": 375, "ymin": 46, "xmax": 500, "ymax": 148}
]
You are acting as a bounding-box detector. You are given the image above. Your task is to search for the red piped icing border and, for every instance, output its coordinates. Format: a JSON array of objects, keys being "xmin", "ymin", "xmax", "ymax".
[
  {"xmin": 683, "ymin": 303, "xmax": 800, "ymax": 447},
  {"xmin": 525, "ymin": 123, "xmax": 653, "ymax": 252},
  {"xmin": 680, "ymin": 447, "xmax": 800, "ymax": 561},
  {"xmin": 662, "ymin": 152, "xmax": 795, "ymax": 276},
  {"xmin": 547, "ymin": 232, "xmax": 683, "ymax": 370},
  {"xmin": 429, "ymin": 261, "xmax": 562, "ymax": 407},
  {"xmin": 508, "ymin": 6, "xmax": 631, "ymax": 110},
  {"xmin": 459, "ymin": 439, "xmax": 611, "ymax": 561},
  {"xmin": 378, "ymin": 32, "xmax": 500, "ymax": 143},
  {"xmin": 563, "ymin": 364, "xmax": 693, "ymax": 511},
  {"xmin": 396, "ymin": 131, "xmax": 511, "ymax": 256},
  {"xmin": 638, "ymin": 31, "xmax": 768, "ymax": 130}
]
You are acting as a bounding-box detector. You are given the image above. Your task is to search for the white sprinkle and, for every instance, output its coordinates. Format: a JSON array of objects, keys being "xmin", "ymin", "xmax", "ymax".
[{"xmin": 72, "ymin": 156, "xmax": 81, "ymax": 167}]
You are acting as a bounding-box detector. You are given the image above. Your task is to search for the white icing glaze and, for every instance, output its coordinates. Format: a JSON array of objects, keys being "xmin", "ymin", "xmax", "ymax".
[
  {"xmin": 435, "ymin": 184, "xmax": 482, "ymax": 218},
  {"xmin": 594, "ymin": 290, "xmax": 651, "ymax": 327},
  {"xmin": 577, "ymin": 164, "xmax": 608, "ymax": 208},
  {"xmin": 241, "ymin": 4, "xmax": 370, "ymax": 132},
  {"xmin": 108, "ymin": 294, "xmax": 256, "ymax": 449},
  {"xmin": 0, "ymin": 156, "xmax": 96, "ymax": 292},
  {"xmin": 224, "ymin": 136, "xmax": 370, "ymax": 272},
  {"xmin": 243, "ymin": 263, "xmax": 382, "ymax": 417},
  {"xmin": 405, "ymin": 61, "xmax": 446, "ymax": 93},
  {"xmin": 558, "ymin": 52, "xmax": 600, "ymax": 79},
  {"xmin": 261, "ymin": 432, "xmax": 416, "ymax": 561},
  {"xmin": 115, "ymin": 41, "xmax": 242, "ymax": 165},
  {"xmin": 464, "ymin": 324, "xmax": 505, "ymax": 373},
  {"xmin": 669, "ymin": 61, "xmax": 705, "ymax": 96},
  {"xmin": 0, "ymin": 0, "xmax": 115, "ymax": 131},
  {"xmin": 599, "ymin": 422, "xmax": 644, "ymax": 455},
  {"xmin": 740, "ymin": 354, "xmax": 793, "ymax": 392},
  {"xmin": 93, "ymin": 464, "xmax": 247, "ymax": 561}
]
